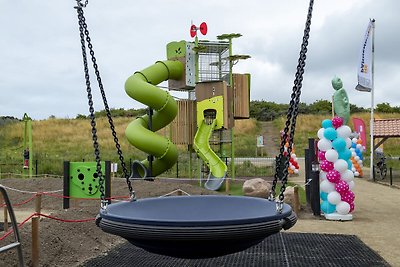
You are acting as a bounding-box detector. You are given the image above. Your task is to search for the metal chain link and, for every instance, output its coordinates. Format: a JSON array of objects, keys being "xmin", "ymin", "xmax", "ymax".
[
  {"xmin": 270, "ymin": 0, "xmax": 314, "ymax": 212},
  {"xmin": 75, "ymin": 0, "xmax": 89, "ymax": 8},
  {"xmin": 75, "ymin": 6, "xmax": 135, "ymax": 206}
]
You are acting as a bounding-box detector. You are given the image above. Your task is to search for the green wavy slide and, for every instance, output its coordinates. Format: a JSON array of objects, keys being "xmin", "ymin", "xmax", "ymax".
[
  {"xmin": 125, "ymin": 60, "xmax": 183, "ymax": 178},
  {"xmin": 194, "ymin": 118, "xmax": 227, "ymax": 190}
]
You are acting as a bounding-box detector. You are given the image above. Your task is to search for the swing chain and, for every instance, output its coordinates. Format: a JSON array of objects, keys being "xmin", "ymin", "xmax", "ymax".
[
  {"xmin": 75, "ymin": 5, "xmax": 135, "ymax": 205},
  {"xmin": 75, "ymin": 0, "xmax": 89, "ymax": 8},
  {"xmin": 270, "ymin": 0, "xmax": 314, "ymax": 212}
]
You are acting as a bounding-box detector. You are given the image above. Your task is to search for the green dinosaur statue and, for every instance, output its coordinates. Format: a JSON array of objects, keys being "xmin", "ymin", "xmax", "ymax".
[{"xmin": 332, "ymin": 76, "xmax": 350, "ymax": 124}]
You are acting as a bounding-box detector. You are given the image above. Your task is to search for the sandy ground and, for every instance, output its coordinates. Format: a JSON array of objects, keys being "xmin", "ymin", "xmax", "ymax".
[{"xmin": 0, "ymin": 169, "xmax": 399, "ymax": 266}]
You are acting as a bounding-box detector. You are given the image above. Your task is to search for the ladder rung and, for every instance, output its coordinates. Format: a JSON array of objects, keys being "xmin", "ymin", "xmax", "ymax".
[{"xmin": 0, "ymin": 242, "xmax": 21, "ymax": 253}]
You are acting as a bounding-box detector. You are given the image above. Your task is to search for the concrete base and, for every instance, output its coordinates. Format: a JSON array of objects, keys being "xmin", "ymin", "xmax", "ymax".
[{"xmin": 324, "ymin": 212, "xmax": 353, "ymax": 221}]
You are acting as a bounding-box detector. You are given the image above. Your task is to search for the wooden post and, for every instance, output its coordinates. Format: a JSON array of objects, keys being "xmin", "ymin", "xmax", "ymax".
[
  {"xmin": 31, "ymin": 217, "xmax": 39, "ymax": 267},
  {"xmin": 35, "ymin": 193, "xmax": 42, "ymax": 215},
  {"xmin": 32, "ymin": 193, "xmax": 42, "ymax": 267},
  {"xmin": 225, "ymin": 178, "xmax": 230, "ymax": 194},
  {"xmin": 293, "ymin": 186, "xmax": 301, "ymax": 214},
  {"xmin": 177, "ymin": 190, "xmax": 182, "ymax": 196},
  {"xmin": 0, "ymin": 193, "xmax": 9, "ymax": 232}
]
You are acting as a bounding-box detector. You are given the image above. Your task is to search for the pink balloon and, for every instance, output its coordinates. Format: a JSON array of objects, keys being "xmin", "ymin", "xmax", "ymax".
[
  {"xmin": 326, "ymin": 170, "xmax": 341, "ymax": 183},
  {"xmin": 320, "ymin": 160, "xmax": 334, "ymax": 172},
  {"xmin": 332, "ymin": 116, "xmax": 344, "ymax": 129},
  {"xmin": 341, "ymin": 190, "xmax": 355, "ymax": 203},
  {"xmin": 349, "ymin": 202, "xmax": 355, "ymax": 213},
  {"xmin": 318, "ymin": 151, "xmax": 326, "ymax": 161},
  {"xmin": 335, "ymin": 180, "xmax": 350, "ymax": 194}
]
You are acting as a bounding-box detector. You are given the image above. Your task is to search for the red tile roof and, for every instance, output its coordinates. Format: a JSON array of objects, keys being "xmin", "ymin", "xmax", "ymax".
[{"xmin": 374, "ymin": 119, "xmax": 400, "ymax": 137}]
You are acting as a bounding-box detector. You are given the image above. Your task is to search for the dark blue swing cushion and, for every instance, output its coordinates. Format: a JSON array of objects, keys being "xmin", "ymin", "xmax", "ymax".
[{"xmin": 100, "ymin": 195, "xmax": 293, "ymax": 226}]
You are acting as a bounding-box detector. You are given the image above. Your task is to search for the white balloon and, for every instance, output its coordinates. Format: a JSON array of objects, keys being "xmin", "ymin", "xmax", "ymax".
[
  {"xmin": 334, "ymin": 159, "xmax": 348, "ymax": 173},
  {"xmin": 290, "ymin": 165, "xmax": 296, "ymax": 170},
  {"xmin": 352, "ymin": 167, "xmax": 356, "ymax": 172},
  {"xmin": 320, "ymin": 179, "xmax": 336, "ymax": 193},
  {"xmin": 325, "ymin": 149, "xmax": 339, "ymax": 162},
  {"xmin": 358, "ymin": 160, "xmax": 363, "ymax": 165},
  {"xmin": 354, "ymin": 171, "xmax": 360, "ymax": 177},
  {"xmin": 348, "ymin": 180, "xmax": 355, "ymax": 190},
  {"xmin": 336, "ymin": 125, "xmax": 352, "ymax": 139},
  {"xmin": 345, "ymin": 138, "xmax": 352, "ymax": 148},
  {"xmin": 291, "ymin": 153, "xmax": 296, "ymax": 158},
  {"xmin": 317, "ymin": 128, "xmax": 325, "ymax": 139},
  {"xmin": 341, "ymin": 170, "xmax": 354, "ymax": 182},
  {"xmin": 352, "ymin": 138, "xmax": 358, "ymax": 144},
  {"xmin": 328, "ymin": 191, "xmax": 342, "ymax": 205},
  {"xmin": 356, "ymin": 144, "xmax": 362, "ymax": 149},
  {"xmin": 352, "ymin": 151, "xmax": 357, "ymax": 157},
  {"xmin": 319, "ymin": 171, "xmax": 327, "ymax": 180},
  {"xmin": 354, "ymin": 156, "xmax": 360, "ymax": 161},
  {"xmin": 317, "ymin": 138, "xmax": 332, "ymax": 151},
  {"xmin": 336, "ymin": 201, "xmax": 351, "ymax": 215},
  {"xmin": 294, "ymin": 169, "xmax": 299, "ymax": 174}
]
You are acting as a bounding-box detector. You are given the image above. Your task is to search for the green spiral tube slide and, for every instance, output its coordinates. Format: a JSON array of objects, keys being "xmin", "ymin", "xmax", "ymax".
[{"xmin": 125, "ymin": 60, "xmax": 183, "ymax": 177}]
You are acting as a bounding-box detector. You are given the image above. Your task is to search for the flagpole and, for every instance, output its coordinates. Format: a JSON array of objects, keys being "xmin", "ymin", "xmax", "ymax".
[{"xmin": 369, "ymin": 18, "xmax": 375, "ymax": 180}]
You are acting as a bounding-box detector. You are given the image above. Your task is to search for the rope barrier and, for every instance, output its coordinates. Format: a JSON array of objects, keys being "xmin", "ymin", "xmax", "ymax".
[
  {"xmin": 0, "ymin": 212, "xmax": 96, "ymax": 241},
  {"xmin": 0, "ymin": 213, "xmax": 36, "ymax": 241},
  {"xmin": 0, "ymin": 184, "xmax": 62, "ymax": 194},
  {"xmin": 0, "ymin": 194, "xmax": 36, "ymax": 208},
  {"xmin": 41, "ymin": 192, "xmax": 130, "ymax": 200}
]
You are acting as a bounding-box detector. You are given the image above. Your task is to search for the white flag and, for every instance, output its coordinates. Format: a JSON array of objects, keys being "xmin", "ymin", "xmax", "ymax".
[{"xmin": 355, "ymin": 20, "xmax": 374, "ymax": 92}]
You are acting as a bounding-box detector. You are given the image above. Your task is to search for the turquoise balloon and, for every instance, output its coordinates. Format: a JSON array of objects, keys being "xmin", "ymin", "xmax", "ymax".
[
  {"xmin": 322, "ymin": 119, "xmax": 333, "ymax": 129},
  {"xmin": 332, "ymin": 137, "xmax": 346, "ymax": 152},
  {"xmin": 321, "ymin": 200, "xmax": 336, "ymax": 214},
  {"xmin": 323, "ymin": 127, "xmax": 337, "ymax": 140},
  {"xmin": 339, "ymin": 149, "xmax": 352, "ymax": 161},
  {"xmin": 347, "ymin": 159, "xmax": 353, "ymax": 170},
  {"xmin": 320, "ymin": 192, "xmax": 328, "ymax": 201}
]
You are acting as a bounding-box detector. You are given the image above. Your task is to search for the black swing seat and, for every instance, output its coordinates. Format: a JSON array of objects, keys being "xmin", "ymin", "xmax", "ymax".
[{"xmin": 96, "ymin": 195, "xmax": 297, "ymax": 259}]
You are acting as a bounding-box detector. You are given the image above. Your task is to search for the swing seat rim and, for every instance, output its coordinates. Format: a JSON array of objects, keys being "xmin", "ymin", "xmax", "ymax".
[{"xmin": 98, "ymin": 195, "xmax": 295, "ymax": 227}]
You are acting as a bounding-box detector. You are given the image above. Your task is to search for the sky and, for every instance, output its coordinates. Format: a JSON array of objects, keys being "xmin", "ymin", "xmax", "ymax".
[{"xmin": 1, "ymin": 0, "xmax": 399, "ymax": 120}]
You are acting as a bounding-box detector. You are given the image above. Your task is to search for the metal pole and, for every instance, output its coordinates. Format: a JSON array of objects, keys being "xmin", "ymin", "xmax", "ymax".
[{"xmin": 369, "ymin": 19, "xmax": 376, "ymax": 180}]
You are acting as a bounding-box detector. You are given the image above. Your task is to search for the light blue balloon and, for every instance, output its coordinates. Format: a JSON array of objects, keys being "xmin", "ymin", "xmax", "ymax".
[
  {"xmin": 323, "ymin": 127, "xmax": 337, "ymax": 140},
  {"xmin": 322, "ymin": 119, "xmax": 333, "ymax": 129},
  {"xmin": 347, "ymin": 159, "xmax": 353, "ymax": 170},
  {"xmin": 355, "ymin": 148, "xmax": 361, "ymax": 154},
  {"xmin": 339, "ymin": 149, "xmax": 352, "ymax": 161},
  {"xmin": 332, "ymin": 137, "xmax": 346, "ymax": 152},
  {"xmin": 320, "ymin": 192, "xmax": 328, "ymax": 201},
  {"xmin": 321, "ymin": 201, "xmax": 336, "ymax": 214}
]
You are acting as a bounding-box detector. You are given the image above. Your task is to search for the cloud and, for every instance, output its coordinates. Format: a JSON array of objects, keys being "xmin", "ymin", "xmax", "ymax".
[{"xmin": 0, "ymin": 0, "xmax": 399, "ymax": 119}]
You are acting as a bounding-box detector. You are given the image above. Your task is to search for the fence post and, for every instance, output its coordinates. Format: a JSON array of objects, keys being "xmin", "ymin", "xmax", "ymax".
[
  {"xmin": 32, "ymin": 193, "xmax": 42, "ymax": 267},
  {"xmin": 390, "ymin": 167, "xmax": 393, "ymax": 186},
  {"xmin": 31, "ymin": 217, "xmax": 39, "ymax": 267},
  {"xmin": 0, "ymin": 193, "xmax": 8, "ymax": 232}
]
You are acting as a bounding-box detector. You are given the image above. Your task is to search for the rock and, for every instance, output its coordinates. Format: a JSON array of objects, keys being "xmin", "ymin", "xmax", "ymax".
[
  {"xmin": 283, "ymin": 186, "xmax": 295, "ymax": 206},
  {"xmin": 243, "ymin": 178, "xmax": 272, "ymax": 198}
]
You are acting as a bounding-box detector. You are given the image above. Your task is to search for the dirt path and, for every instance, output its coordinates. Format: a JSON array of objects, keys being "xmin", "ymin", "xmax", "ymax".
[
  {"xmin": 259, "ymin": 121, "xmax": 280, "ymax": 157},
  {"xmin": 289, "ymin": 167, "xmax": 400, "ymax": 267}
]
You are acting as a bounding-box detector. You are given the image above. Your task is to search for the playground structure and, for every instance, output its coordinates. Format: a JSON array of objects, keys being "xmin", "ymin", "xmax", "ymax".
[
  {"xmin": 125, "ymin": 25, "xmax": 251, "ymax": 190},
  {"xmin": 62, "ymin": 161, "xmax": 111, "ymax": 209},
  {"xmin": 22, "ymin": 114, "xmax": 34, "ymax": 178}
]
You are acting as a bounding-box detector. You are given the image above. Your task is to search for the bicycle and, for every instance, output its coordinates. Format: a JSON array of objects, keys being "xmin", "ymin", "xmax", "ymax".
[{"xmin": 375, "ymin": 151, "xmax": 387, "ymax": 180}]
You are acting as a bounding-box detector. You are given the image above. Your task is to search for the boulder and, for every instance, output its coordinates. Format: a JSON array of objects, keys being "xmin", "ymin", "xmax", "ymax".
[
  {"xmin": 283, "ymin": 186, "xmax": 295, "ymax": 206},
  {"xmin": 243, "ymin": 178, "xmax": 272, "ymax": 198}
]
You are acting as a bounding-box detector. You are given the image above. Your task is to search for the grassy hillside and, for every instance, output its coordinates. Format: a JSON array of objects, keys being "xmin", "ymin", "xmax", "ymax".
[{"xmin": 2, "ymin": 112, "xmax": 400, "ymax": 176}]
